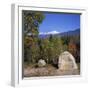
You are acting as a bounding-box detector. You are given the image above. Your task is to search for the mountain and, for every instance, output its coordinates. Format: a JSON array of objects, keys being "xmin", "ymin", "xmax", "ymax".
[
  {"xmin": 57, "ymin": 28, "xmax": 80, "ymax": 37},
  {"xmin": 39, "ymin": 28, "xmax": 80, "ymax": 39}
]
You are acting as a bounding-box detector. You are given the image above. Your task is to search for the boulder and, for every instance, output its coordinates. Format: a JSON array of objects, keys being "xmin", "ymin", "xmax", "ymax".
[
  {"xmin": 58, "ymin": 51, "xmax": 78, "ymax": 70},
  {"xmin": 38, "ymin": 59, "xmax": 46, "ymax": 67}
]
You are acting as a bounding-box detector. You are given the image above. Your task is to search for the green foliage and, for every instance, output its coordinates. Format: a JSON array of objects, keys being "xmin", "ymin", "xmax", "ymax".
[
  {"xmin": 48, "ymin": 36, "xmax": 63, "ymax": 62},
  {"xmin": 23, "ymin": 10, "xmax": 45, "ymax": 36},
  {"xmin": 37, "ymin": 35, "xmax": 63, "ymax": 64},
  {"xmin": 23, "ymin": 11, "xmax": 45, "ymax": 63}
]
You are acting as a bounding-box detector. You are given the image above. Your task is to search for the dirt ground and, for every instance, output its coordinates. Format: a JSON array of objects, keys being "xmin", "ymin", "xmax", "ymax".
[{"xmin": 24, "ymin": 64, "xmax": 80, "ymax": 77}]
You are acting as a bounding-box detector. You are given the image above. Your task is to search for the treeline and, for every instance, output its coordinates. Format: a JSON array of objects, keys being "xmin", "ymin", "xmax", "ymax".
[
  {"xmin": 24, "ymin": 33, "xmax": 80, "ymax": 64},
  {"xmin": 24, "ymin": 35, "xmax": 66, "ymax": 64}
]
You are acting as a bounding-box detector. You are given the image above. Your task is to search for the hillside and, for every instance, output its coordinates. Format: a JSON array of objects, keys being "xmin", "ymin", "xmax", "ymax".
[{"xmin": 39, "ymin": 28, "xmax": 80, "ymax": 38}]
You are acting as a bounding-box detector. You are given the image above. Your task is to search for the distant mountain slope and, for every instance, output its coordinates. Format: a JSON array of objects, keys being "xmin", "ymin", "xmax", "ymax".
[
  {"xmin": 39, "ymin": 28, "xmax": 80, "ymax": 39},
  {"xmin": 59, "ymin": 28, "xmax": 80, "ymax": 37}
]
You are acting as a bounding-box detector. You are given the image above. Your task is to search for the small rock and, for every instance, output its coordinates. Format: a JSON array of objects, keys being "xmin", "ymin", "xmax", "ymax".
[{"xmin": 38, "ymin": 59, "xmax": 46, "ymax": 67}]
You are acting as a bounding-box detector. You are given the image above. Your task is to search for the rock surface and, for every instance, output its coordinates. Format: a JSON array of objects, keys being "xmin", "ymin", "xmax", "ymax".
[
  {"xmin": 58, "ymin": 51, "xmax": 78, "ymax": 70},
  {"xmin": 38, "ymin": 59, "xmax": 46, "ymax": 67}
]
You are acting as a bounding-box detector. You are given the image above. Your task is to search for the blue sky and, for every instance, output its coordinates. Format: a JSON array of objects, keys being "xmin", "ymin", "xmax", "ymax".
[{"xmin": 39, "ymin": 12, "xmax": 80, "ymax": 34}]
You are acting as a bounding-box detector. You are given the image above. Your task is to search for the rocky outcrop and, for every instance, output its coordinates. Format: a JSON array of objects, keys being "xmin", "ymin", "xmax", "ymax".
[{"xmin": 58, "ymin": 51, "xmax": 78, "ymax": 70}]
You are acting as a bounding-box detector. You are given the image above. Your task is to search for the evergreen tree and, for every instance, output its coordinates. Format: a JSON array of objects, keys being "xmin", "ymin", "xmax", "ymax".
[{"xmin": 23, "ymin": 10, "xmax": 45, "ymax": 63}]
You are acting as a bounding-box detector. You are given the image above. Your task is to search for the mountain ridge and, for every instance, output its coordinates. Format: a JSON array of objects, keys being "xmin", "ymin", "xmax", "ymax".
[{"xmin": 39, "ymin": 28, "xmax": 80, "ymax": 38}]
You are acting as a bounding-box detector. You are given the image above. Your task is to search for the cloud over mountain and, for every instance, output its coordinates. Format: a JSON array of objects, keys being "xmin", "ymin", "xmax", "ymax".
[{"xmin": 39, "ymin": 30, "xmax": 60, "ymax": 35}]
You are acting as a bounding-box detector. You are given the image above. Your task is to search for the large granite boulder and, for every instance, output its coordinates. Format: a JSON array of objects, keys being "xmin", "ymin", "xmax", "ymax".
[
  {"xmin": 58, "ymin": 51, "xmax": 78, "ymax": 70},
  {"xmin": 38, "ymin": 59, "xmax": 46, "ymax": 67}
]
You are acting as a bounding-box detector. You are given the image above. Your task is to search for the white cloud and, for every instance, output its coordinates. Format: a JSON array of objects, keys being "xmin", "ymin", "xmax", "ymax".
[{"xmin": 39, "ymin": 30, "xmax": 60, "ymax": 35}]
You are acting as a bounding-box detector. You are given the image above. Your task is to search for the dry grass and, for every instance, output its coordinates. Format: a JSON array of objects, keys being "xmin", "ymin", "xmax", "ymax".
[{"xmin": 24, "ymin": 63, "xmax": 80, "ymax": 77}]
